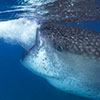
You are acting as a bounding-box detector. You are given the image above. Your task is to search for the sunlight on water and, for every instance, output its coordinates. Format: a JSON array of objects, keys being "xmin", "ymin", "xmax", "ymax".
[
  {"xmin": 0, "ymin": 0, "xmax": 41, "ymax": 49},
  {"xmin": 0, "ymin": 18, "xmax": 39, "ymax": 49}
]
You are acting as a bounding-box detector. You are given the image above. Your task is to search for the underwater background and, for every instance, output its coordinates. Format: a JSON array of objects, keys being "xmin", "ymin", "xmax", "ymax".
[{"xmin": 0, "ymin": 0, "xmax": 100, "ymax": 100}]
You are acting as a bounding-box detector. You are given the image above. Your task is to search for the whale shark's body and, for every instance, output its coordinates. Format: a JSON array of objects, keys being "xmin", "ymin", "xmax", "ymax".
[{"xmin": 19, "ymin": 0, "xmax": 100, "ymax": 99}]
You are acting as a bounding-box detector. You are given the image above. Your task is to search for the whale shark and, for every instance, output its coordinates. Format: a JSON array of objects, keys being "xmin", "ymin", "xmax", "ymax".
[
  {"xmin": 21, "ymin": 0, "xmax": 100, "ymax": 99},
  {"xmin": 0, "ymin": 0, "xmax": 100, "ymax": 99}
]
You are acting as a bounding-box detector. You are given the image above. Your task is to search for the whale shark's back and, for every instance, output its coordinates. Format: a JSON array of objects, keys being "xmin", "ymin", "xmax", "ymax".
[{"xmin": 40, "ymin": 0, "xmax": 100, "ymax": 22}]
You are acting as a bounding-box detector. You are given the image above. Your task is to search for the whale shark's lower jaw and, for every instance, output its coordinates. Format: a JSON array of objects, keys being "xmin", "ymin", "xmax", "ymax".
[{"xmin": 21, "ymin": 33, "xmax": 100, "ymax": 100}]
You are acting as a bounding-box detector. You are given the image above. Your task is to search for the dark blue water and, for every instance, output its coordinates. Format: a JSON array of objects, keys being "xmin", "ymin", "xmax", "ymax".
[{"xmin": 0, "ymin": 0, "xmax": 99, "ymax": 100}]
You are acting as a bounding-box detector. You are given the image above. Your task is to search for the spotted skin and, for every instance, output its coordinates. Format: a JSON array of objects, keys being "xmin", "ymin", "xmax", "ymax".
[
  {"xmin": 40, "ymin": 0, "xmax": 100, "ymax": 22},
  {"xmin": 40, "ymin": 21, "xmax": 100, "ymax": 60}
]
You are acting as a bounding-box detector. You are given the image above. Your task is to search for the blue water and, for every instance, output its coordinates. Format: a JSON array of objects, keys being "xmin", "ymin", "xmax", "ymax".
[{"xmin": 0, "ymin": 0, "xmax": 99, "ymax": 100}]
